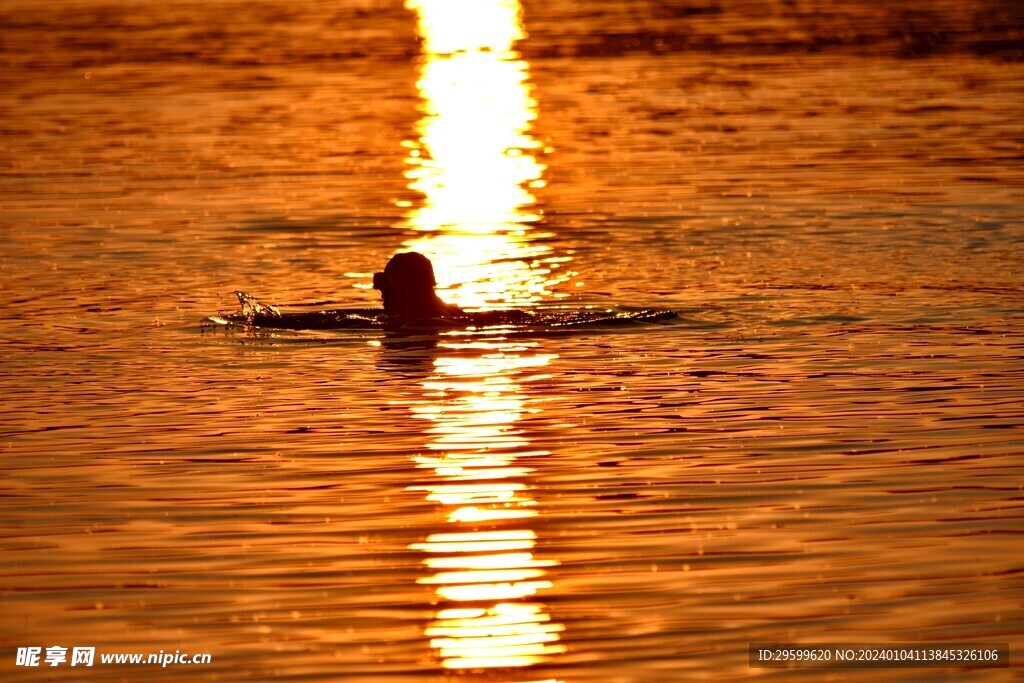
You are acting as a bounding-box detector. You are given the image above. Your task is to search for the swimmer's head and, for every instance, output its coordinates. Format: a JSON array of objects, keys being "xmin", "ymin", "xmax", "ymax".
[
  {"xmin": 373, "ymin": 252, "xmax": 445, "ymax": 318},
  {"xmin": 373, "ymin": 252, "xmax": 436, "ymax": 291}
]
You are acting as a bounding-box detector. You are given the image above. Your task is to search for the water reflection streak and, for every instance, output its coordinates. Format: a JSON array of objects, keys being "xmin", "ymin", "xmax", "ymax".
[
  {"xmin": 401, "ymin": 1, "xmax": 568, "ymax": 672},
  {"xmin": 401, "ymin": 0, "xmax": 569, "ymax": 311},
  {"xmin": 408, "ymin": 347, "xmax": 565, "ymax": 670}
]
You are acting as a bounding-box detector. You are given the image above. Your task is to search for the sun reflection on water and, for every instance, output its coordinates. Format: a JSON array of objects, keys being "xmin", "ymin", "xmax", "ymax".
[
  {"xmin": 401, "ymin": 0, "xmax": 570, "ymax": 311},
  {"xmin": 400, "ymin": 1, "xmax": 568, "ymax": 673},
  {"xmin": 408, "ymin": 349, "xmax": 566, "ymax": 672}
]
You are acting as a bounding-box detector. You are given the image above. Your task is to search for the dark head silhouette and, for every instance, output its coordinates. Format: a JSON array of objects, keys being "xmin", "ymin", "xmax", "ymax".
[
  {"xmin": 373, "ymin": 252, "xmax": 461, "ymax": 321},
  {"xmin": 223, "ymin": 251, "xmax": 675, "ymax": 331}
]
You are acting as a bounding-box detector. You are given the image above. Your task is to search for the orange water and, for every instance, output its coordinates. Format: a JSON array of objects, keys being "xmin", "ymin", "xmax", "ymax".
[{"xmin": 1, "ymin": 0, "xmax": 1023, "ymax": 680}]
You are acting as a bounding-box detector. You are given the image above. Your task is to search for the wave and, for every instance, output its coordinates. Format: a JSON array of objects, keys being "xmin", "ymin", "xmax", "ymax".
[{"xmin": 205, "ymin": 291, "xmax": 679, "ymax": 332}]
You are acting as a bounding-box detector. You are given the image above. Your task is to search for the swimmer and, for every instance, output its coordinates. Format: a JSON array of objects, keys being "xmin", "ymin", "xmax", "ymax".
[
  {"xmin": 227, "ymin": 251, "xmax": 522, "ymax": 331},
  {"xmin": 219, "ymin": 251, "xmax": 675, "ymax": 331},
  {"xmin": 373, "ymin": 252, "xmax": 463, "ymax": 323},
  {"xmin": 374, "ymin": 252, "xmax": 539, "ymax": 329}
]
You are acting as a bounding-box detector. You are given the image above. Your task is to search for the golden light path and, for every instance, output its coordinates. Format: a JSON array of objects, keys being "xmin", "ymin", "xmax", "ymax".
[
  {"xmin": 407, "ymin": 348, "xmax": 565, "ymax": 673},
  {"xmin": 399, "ymin": 0, "xmax": 568, "ymax": 676},
  {"xmin": 401, "ymin": 0, "xmax": 570, "ymax": 311}
]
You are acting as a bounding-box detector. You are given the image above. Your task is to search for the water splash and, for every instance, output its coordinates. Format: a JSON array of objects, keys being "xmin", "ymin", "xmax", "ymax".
[{"xmin": 207, "ymin": 292, "xmax": 678, "ymax": 332}]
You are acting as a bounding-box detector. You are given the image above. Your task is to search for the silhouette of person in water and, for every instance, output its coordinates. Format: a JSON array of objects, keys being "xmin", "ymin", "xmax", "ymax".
[
  {"xmin": 229, "ymin": 251, "xmax": 673, "ymax": 331},
  {"xmin": 373, "ymin": 252, "xmax": 541, "ymax": 330},
  {"xmin": 373, "ymin": 252, "xmax": 463, "ymax": 322}
]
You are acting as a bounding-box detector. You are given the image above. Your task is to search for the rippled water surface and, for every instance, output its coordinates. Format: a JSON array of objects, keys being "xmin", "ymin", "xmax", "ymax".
[{"xmin": 2, "ymin": 0, "xmax": 1023, "ymax": 680}]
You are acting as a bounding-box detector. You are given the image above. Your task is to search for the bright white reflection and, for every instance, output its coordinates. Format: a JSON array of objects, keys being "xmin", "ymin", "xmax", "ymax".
[
  {"xmin": 400, "ymin": 0, "xmax": 571, "ymax": 311},
  {"xmin": 408, "ymin": 345, "xmax": 566, "ymax": 671},
  {"xmin": 407, "ymin": 0, "xmax": 523, "ymax": 54},
  {"xmin": 402, "ymin": 0, "xmax": 567, "ymax": 673}
]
